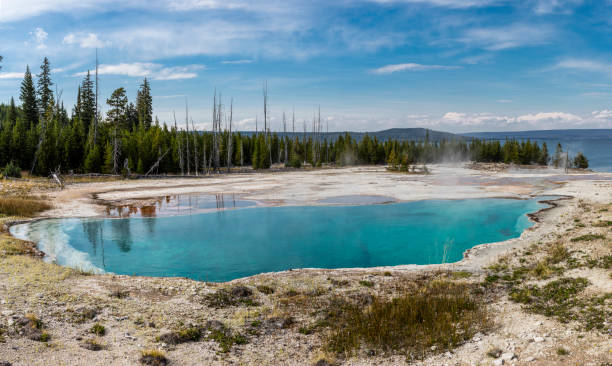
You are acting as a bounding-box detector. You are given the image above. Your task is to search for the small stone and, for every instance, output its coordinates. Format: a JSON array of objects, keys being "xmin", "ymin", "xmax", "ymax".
[
  {"xmin": 533, "ymin": 336, "xmax": 545, "ymax": 342},
  {"xmin": 1, "ymin": 310, "xmax": 13, "ymax": 317},
  {"xmin": 493, "ymin": 359, "xmax": 504, "ymax": 366},
  {"xmin": 524, "ymin": 356, "xmax": 535, "ymax": 362},
  {"xmin": 501, "ymin": 353, "xmax": 516, "ymax": 361}
]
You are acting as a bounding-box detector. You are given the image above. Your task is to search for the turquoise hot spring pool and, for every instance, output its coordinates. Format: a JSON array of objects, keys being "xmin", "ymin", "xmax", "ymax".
[{"xmin": 10, "ymin": 196, "xmax": 549, "ymax": 282}]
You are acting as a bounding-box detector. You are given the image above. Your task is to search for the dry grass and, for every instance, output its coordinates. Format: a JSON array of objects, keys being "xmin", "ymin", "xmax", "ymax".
[
  {"xmin": 325, "ymin": 281, "xmax": 490, "ymax": 360},
  {"xmin": 140, "ymin": 349, "xmax": 168, "ymax": 366},
  {"xmin": 0, "ymin": 196, "xmax": 51, "ymax": 217}
]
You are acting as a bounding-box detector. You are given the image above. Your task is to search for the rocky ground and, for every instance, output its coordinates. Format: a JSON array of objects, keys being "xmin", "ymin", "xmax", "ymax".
[{"xmin": 0, "ymin": 165, "xmax": 610, "ymax": 365}]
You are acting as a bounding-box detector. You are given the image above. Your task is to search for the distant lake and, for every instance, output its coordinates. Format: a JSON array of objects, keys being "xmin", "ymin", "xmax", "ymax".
[
  {"xmin": 463, "ymin": 129, "xmax": 612, "ymax": 172},
  {"xmin": 11, "ymin": 198, "xmax": 545, "ymax": 282}
]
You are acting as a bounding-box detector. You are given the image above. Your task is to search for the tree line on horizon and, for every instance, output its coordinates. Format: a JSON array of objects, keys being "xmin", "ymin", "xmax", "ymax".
[{"xmin": 0, "ymin": 56, "xmax": 588, "ymax": 178}]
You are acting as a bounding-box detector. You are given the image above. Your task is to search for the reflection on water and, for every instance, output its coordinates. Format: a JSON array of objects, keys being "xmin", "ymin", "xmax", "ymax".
[
  {"xmin": 106, "ymin": 194, "xmax": 258, "ymax": 217},
  {"xmin": 12, "ymin": 198, "xmax": 546, "ymax": 282},
  {"xmin": 318, "ymin": 195, "xmax": 396, "ymax": 205}
]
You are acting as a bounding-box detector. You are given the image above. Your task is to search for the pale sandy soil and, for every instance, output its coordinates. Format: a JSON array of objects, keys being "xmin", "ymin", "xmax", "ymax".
[
  {"xmin": 44, "ymin": 164, "xmax": 587, "ymax": 217},
  {"xmin": 1, "ymin": 164, "xmax": 611, "ymax": 366}
]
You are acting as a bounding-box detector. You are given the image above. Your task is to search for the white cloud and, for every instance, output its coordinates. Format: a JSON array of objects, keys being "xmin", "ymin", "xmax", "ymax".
[
  {"xmin": 554, "ymin": 59, "xmax": 612, "ymax": 77},
  {"xmin": 29, "ymin": 27, "xmax": 48, "ymax": 49},
  {"xmin": 496, "ymin": 99, "xmax": 512, "ymax": 103},
  {"xmin": 369, "ymin": 0, "xmax": 499, "ymax": 8},
  {"xmin": 0, "ymin": 0, "xmax": 144, "ymax": 22},
  {"xmin": 167, "ymin": 0, "xmax": 249, "ymax": 11},
  {"xmin": 63, "ymin": 33, "xmax": 108, "ymax": 48},
  {"xmin": 462, "ymin": 24, "xmax": 553, "ymax": 50},
  {"xmin": 221, "ymin": 59, "xmax": 254, "ymax": 64},
  {"xmin": 74, "ymin": 63, "xmax": 204, "ymax": 80},
  {"xmin": 438, "ymin": 111, "xmax": 589, "ymax": 131},
  {"xmin": 372, "ymin": 63, "xmax": 459, "ymax": 74},
  {"xmin": 591, "ymin": 110, "xmax": 612, "ymax": 120},
  {"xmin": 581, "ymin": 92, "xmax": 610, "ymax": 97},
  {"xmin": 0, "ymin": 72, "xmax": 25, "ymax": 79},
  {"xmin": 532, "ymin": 0, "xmax": 583, "ymax": 14},
  {"xmin": 516, "ymin": 112, "xmax": 581, "ymax": 123}
]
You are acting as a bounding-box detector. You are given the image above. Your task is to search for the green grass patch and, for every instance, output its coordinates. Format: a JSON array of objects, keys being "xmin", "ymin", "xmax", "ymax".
[
  {"xmin": 359, "ymin": 280, "xmax": 374, "ymax": 287},
  {"xmin": 508, "ymin": 277, "xmax": 611, "ymax": 331},
  {"xmin": 205, "ymin": 324, "xmax": 248, "ymax": 353},
  {"xmin": 449, "ymin": 271, "xmax": 472, "ymax": 279},
  {"xmin": 571, "ymin": 234, "xmax": 605, "ymax": 242}
]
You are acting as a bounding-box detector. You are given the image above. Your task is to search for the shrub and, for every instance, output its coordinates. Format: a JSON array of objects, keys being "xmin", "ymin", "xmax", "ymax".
[
  {"xmin": 204, "ymin": 286, "xmax": 258, "ymax": 308},
  {"xmin": 2, "ymin": 161, "xmax": 21, "ymax": 178},
  {"xmin": 81, "ymin": 338, "xmax": 104, "ymax": 351},
  {"xmin": 39, "ymin": 331, "xmax": 50, "ymax": 342},
  {"xmin": 556, "ymin": 347, "xmax": 569, "ymax": 356},
  {"xmin": 90, "ymin": 323, "xmax": 106, "ymax": 336},
  {"xmin": 547, "ymin": 244, "xmax": 570, "ymax": 264},
  {"xmin": 157, "ymin": 327, "xmax": 201, "ymax": 345},
  {"xmin": 256, "ymin": 285, "xmax": 275, "ymax": 295}
]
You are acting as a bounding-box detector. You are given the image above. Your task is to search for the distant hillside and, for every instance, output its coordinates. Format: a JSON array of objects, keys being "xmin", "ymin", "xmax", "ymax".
[
  {"xmin": 238, "ymin": 128, "xmax": 464, "ymax": 142},
  {"xmin": 462, "ymin": 129, "xmax": 612, "ymax": 140}
]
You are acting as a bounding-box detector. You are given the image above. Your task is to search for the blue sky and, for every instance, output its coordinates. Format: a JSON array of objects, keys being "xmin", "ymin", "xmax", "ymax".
[{"xmin": 0, "ymin": 0, "xmax": 611, "ymax": 132}]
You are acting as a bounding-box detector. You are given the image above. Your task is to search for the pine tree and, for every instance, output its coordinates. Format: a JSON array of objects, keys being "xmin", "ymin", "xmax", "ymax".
[
  {"xmin": 84, "ymin": 140, "xmax": 102, "ymax": 173},
  {"xmin": 136, "ymin": 78, "xmax": 153, "ymax": 129},
  {"xmin": 126, "ymin": 102, "xmax": 138, "ymax": 130},
  {"xmin": 107, "ymin": 87, "xmax": 128, "ymax": 173},
  {"xmin": 80, "ymin": 71, "xmax": 96, "ymax": 134},
  {"xmin": 20, "ymin": 66, "xmax": 38, "ymax": 128},
  {"xmin": 538, "ymin": 142, "xmax": 549, "ymax": 166},
  {"xmin": 102, "ymin": 142, "xmax": 114, "ymax": 174},
  {"xmin": 573, "ymin": 152, "xmax": 588, "ymax": 169},
  {"xmin": 0, "ymin": 97, "xmax": 16, "ymax": 165},
  {"xmin": 37, "ymin": 57, "xmax": 54, "ymax": 114},
  {"xmin": 74, "ymin": 86, "xmax": 82, "ymax": 121}
]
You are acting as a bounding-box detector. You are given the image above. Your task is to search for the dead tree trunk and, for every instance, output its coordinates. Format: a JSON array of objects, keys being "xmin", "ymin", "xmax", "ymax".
[
  {"xmin": 174, "ymin": 111, "xmax": 184, "ymax": 175},
  {"xmin": 202, "ymin": 131, "xmax": 208, "ymax": 175},
  {"xmin": 185, "ymin": 100, "xmax": 190, "ymax": 175},
  {"xmin": 227, "ymin": 99, "xmax": 233, "ymax": 173},
  {"xmin": 145, "ymin": 148, "xmax": 170, "ymax": 176},
  {"xmin": 283, "ymin": 112, "xmax": 288, "ymax": 164},
  {"xmin": 191, "ymin": 120, "xmax": 198, "ymax": 176}
]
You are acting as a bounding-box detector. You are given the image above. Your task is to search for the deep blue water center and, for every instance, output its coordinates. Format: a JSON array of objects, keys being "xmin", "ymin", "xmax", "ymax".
[{"xmin": 11, "ymin": 198, "xmax": 545, "ymax": 282}]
